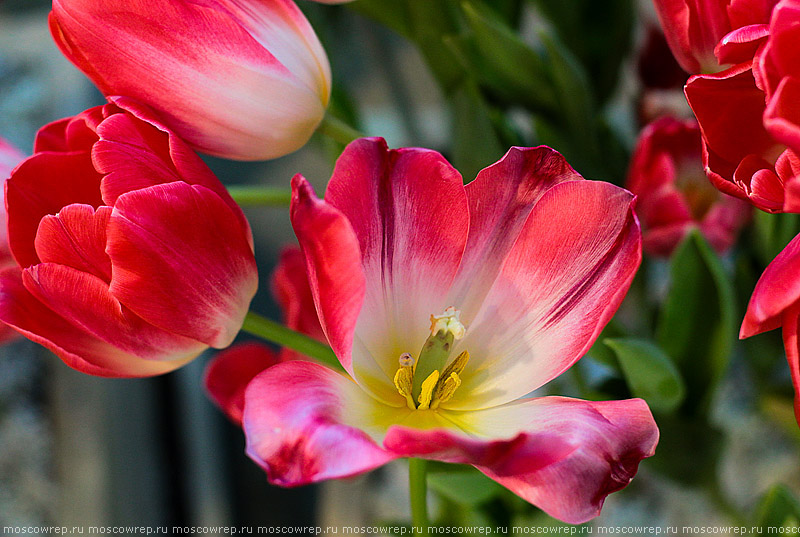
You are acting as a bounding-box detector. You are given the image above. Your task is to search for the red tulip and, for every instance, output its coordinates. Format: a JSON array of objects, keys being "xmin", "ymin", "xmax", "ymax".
[
  {"xmin": 0, "ymin": 99, "xmax": 258, "ymax": 377},
  {"xmin": 50, "ymin": 0, "xmax": 331, "ymax": 161},
  {"xmin": 684, "ymin": 0, "xmax": 800, "ymax": 212},
  {"xmin": 653, "ymin": 0, "xmax": 777, "ymax": 73},
  {"xmin": 627, "ymin": 116, "xmax": 750, "ymax": 256}
]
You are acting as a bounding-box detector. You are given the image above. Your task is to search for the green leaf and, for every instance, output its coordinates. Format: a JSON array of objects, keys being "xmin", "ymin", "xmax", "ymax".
[
  {"xmin": 756, "ymin": 485, "xmax": 800, "ymax": 529},
  {"xmin": 531, "ymin": 0, "xmax": 634, "ymax": 103},
  {"xmin": 347, "ymin": 0, "xmax": 413, "ymax": 38},
  {"xmin": 604, "ymin": 338, "xmax": 686, "ymax": 413},
  {"xmin": 451, "ymin": 82, "xmax": 506, "ymax": 182},
  {"xmin": 655, "ymin": 230, "xmax": 737, "ymax": 414},
  {"xmin": 428, "ymin": 467, "xmax": 506, "ymax": 506},
  {"xmin": 456, "ymin": 1, "xmax": 558, "ymax": 112},
  {"xmin": 752, "ymin": 210, "xmax": 800, "ymax": 266}
]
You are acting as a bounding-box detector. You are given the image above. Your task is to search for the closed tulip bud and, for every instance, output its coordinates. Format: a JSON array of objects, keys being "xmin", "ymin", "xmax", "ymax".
[
  {"xmin": 0, "ymin": 98, "xmax": 258, "ymax": 377},
  {"xmin": 50, "ymin": 0, "xmax": 331, "ymax": 161}
]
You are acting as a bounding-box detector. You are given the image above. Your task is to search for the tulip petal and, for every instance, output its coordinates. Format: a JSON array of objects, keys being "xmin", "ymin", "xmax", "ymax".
[
  {"xmin": 685, "ymin": 64, "xmax": 775, "ymax": 166},
  {"xmin": 50, "ymin": 0, "xmax": 327, "ymax": 160},
  {"xmin": 457, "ymin": 397, "xmax": 657, "ymax": 525},
  {"xmin": 107, "ymin": 182, "xmax": 257, "ymax": 348},
  {"xmin": 765, "ymin": 77, "xmax": 800, "ymax": 153},
  {"xmin": 290, "ymin": 175, "xmax": 365, "ymax": 375},
  {"xmin": 0, "ymin": 267, "xmax": 190, "ymax": 377},
  {"xmin": 6, "ymin": 151, "xmax": 104, "ymax": 268},
  {"xmin": 780, "ymin": 305, "xmax": 800, "ymax": 426},
  {"xmin": 323, "ymin": 138, "xmax": 470, "ymax": 400},
  {"xmin": 22, "ymin": 263, "xmax": 207, "ymax": 362},
  {"xmin": 205, "ymin": 342, "xmax": 281, "ymax": 425},
  {"xmin": 741, "ymin": 231, "xmax": 800, "ymax": 337},
  {"xmin": 714, "ymin": 23, "xmax": 769, "ymax": 65},
  {"xmin": 34, "ymin": 204, "xmax": 112, "ymax": 282},
  {"xmin": 243, "ymin": 360, "xmax": 399, "ymax": 486},
  {"xmin": 448, "ymin": 146, "xmax": 582, "ymax": 322},
  {"xmin": 271, "ymin": 246, "xmax": 326, "ymax": 360},
  {"xmin": 449, "ymin": 181, "xmax": 640, "ymax": 410}
]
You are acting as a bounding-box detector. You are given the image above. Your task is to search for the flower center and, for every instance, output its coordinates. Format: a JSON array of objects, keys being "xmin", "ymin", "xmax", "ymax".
[{"xmin": 392, "ymin": 307, "xmax": 469, "ymax": 411}]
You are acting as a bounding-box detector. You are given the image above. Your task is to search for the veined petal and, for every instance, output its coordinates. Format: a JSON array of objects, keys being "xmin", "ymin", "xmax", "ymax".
[
  {"xmin": 450, "ymin": 397, "xmax": 658, "ymax": 525},
  {"xmin": 34, "ymin": 204, "xmax": 112, "ymax": 282},
  {"xmin": 23, "ymin": 263, "xmax": 207, "ymax": 362},
  {"xmin": 449, "ymin": 146, "xmax": 582, "ymax": 322},
  {"xmin": 741, "ymin": 231, "xmax": 800, "ymax": 337},
  {"xmin": 243, "ymin": 360, "xmax": 399, "ymax": 486},
  {"xmin": 50, "ymin": 0, "xmax": 327, "ymax": 160},
  {"xmin": 107, "ymin": 182, "xmax": 258, "ymax": 348},
  {"xmin": 0, "ymin": 267, "xmax": 191, "ymax": 377},
  {"xmin": 205, "ymin": 342, "xmax": 281, "ymax": 425},
  {"xmin": 6, "ymin": 151, "xmax": 104, "ymax": 268},
  {"xmin": 450, "ymin": 181, "xmax": 640, "ymax": 410},
  {"xmin": 323, "ymin": 138, "xmax": 469, "ymax": 398},
  {"xmin": 290, "ymin": 175, "xmax": 365, "ymax": 376}
]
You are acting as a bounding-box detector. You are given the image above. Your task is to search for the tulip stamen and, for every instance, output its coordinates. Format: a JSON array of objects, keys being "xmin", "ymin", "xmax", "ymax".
[{"xmin": 392, "ymin": 307, "xmax": 469, "ymax": 411}]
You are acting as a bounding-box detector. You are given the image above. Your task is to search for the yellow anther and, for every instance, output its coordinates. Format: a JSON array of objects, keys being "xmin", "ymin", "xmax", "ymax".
[
  {"xmin": 431, "ymin": 372, "xmax": 462, "ymax": 410},
  {"xmin": 441, "ymin": 350, "xmax": 469, "ymax": 379},
  {"xmin": 393, "ymin": 355, "xmax": 417, "ymax": 410},
  {"xmin": 416, "ymin": 370, "xmax": 440, "ymax": 410}
]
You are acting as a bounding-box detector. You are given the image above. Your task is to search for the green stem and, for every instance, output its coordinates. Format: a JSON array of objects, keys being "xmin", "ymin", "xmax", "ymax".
[
  {"xmin": 409, "ymin": 458, "xmax": 430, "ymax": 536},
  {"xmin": 240, "ymin": 311, "xmax": 342, "ymax": 371},
  {"xmin": 227, "ymin": 185, "xmax": 292, "ymax": 207},
  {"xmin": 317, "ymin": 114, "xmax": 364, "ymax": 146}
]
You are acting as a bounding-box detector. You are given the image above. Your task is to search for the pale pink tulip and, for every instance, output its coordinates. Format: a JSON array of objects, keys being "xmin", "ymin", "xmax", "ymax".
[{"xmin": 50, "ymin": 0, "xmax": 331, "ymax": 161}]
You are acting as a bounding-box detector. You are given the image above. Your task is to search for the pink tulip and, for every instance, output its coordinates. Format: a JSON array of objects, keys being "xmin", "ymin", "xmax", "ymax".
[
  {"xmin": 206, "ymin": 246, "xmax": 325, "ymax": 424},
  {"xmin": 50, "ymin": 0, "xmax": 331, "ymax": 161},
  {"xmin": 653, "ymin": 0, "xmax": 777, "ymax": 74},
  {"xmin": 242, "ymin": 138, "xmax": 659, "ymax": 524},
  {"xmin": 0, "ymin": 98, "xmax": 258, "ymax": 377},
  {"xmin": 626, "ymin": 116, "xmax": 750, "ymax": 256},
  {"xmin": 741, "ymin": 232, "xmax": 800, "ymax": 424}
]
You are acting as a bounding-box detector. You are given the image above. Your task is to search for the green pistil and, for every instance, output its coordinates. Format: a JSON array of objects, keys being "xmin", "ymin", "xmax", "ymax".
[{"xmin": 410, "ymin": 329, "xmax": 455, "ymax": 403}]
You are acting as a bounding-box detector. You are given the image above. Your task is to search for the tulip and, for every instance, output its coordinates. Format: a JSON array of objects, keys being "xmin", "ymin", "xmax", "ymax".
[
  {"xmin": 626, "ymin": 116, "xmax": 750, "ymax": 256},
  {"xmin": 653, "ymin": 0, "xmax": 777, "ymax": 74},
  {"xmin": 684, "ymin": 0, "xmax": 800, "ymax": 213},
  {"xmin": 206, "ymin": 246, "xmax": 324, "ymax": 423},
  {"xmin": 757, "ymin": 0, "xmax": 800, "ymax": 155},
  {"xmin": 741, "ymin": 231, "xmax": 800, "ymax": 424},
  {"xmin": 0, "ymin": 98, "xmax": 258, "ymax": 377},
  {"xmin": 49, "ymin": 0, "xmax": 331, "ymax": 161},
  {"xmin": 242, "ymin": 138, "xmax": 659, "ymax": 524}
]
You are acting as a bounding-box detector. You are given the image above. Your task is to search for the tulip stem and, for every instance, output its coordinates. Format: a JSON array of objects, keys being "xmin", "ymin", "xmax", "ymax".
[
  {"xmin": 409, "ymin": 458, "xmax": 430, "ymax": 535},
  {"xmin": 227, "ymin": 185, "xmax": 292, "ymax": 207},
  {"xmin": 318, "ymin": 114, "xmax": 364, "ymax": 145},
  {"xmin": 240, "ymin": 311, "xmax": 342, "ymax": 371}
]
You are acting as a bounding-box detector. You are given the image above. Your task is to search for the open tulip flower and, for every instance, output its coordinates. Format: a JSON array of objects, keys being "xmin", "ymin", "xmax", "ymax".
[
  {"xmin": 0, "ymin": 98, "xmax": 258, "ymax": 377},
  {"xmin": 50, "ymin": 0, "xmax": 331, "ymax": 161},
  {"xmin": 243, "ymin": 138, "xmax": 659, "ymax": 524}
]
